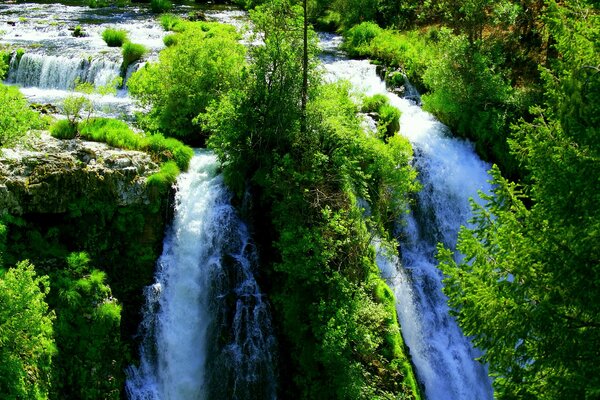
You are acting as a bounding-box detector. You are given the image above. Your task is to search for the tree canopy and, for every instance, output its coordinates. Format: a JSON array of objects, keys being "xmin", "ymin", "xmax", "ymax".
[{"xmin": 439, "ymin": 1, "xmax": 600, "ymax": 397}]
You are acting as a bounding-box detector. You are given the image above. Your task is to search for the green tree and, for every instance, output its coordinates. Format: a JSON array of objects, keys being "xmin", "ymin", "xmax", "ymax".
[
  {"xmin": 0, "ymin": 261, "xmax": 56, "ymax": 400},
  {"xmin": 128, "ymin": 21, "xmax": 246, "ymax": 144},
  {"xmin": 49, "ymin": 252, "xmax": 123, "ymax": 400},
  {"xmin": 439, "ymin": 1, "xmax": 600, "ymax": 397}
]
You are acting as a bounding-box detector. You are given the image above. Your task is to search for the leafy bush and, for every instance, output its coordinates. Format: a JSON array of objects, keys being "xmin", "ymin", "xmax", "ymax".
[
  {"xmin": 0, "ymin": 261, "xmax": 55, "ymax": 400},
  {"xmin": 0, "ymin": 51, "xmax": 9, "ymax": 80},
  {"xmin": 72, "ymin": 25, "xmax": 85, "ymax": 37},
  {"xmin": 361, "ymin": 93, "xmax": 388, "ymax": 113},
  {"xmin": 48, "ymin": 252, "xmax": 123, "ymax": 400},
  {"xmin": 50, "ymin": 119, "xmax": 78, "ymax": 139},
  {"xmin": 128, "ymin": 21, "xmax": 245, "ymax": 143},
  {"xmin": 143, "ymin": 133, "xmax": 193, "ymax": 170},
  {"xmin": 361, "ymin": 94, "xmax": 401, "ymax": 138},
  {"xmin": 0, "ymin": 83, "xmax": 46, "ymax": 148},
  {"xmin": 65, "ymin": 117, "xmax": 193, "ymax": 170},
  {"xmin": 102, "ymin": 28, "xmax": 128, "ymax": 47},
  {"xmin": 150, "ymin": 0, "xmax": 172, "ymax": 13},
  {"xmin": 342, "ymin": 21, "xmax": 382, "ymax": 51},
  {"xmin": 162, "ymin": 34, "xmax": 178, "ymax": 47}
]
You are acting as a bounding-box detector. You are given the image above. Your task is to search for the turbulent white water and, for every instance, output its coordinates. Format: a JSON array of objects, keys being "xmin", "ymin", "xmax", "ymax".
[
  {"xmin": 0, "ymin": 2, "xmax": 170, "ymax": 118},
  {"xmin": 321, "ymin": 37, "xmax": 494, "ymax": 400},
  {"xmin": 126, "ymin": 151, "xmax": 277, "ymax": 400}
]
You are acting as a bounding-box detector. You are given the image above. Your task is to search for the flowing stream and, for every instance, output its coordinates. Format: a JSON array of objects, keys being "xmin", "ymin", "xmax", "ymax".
[
  {"xmin": 320, "ymin": 34, "xmax": 494, "ymax": 400},
  {"xmin": 0, "ymin": 2, "xmax": 245, "ymax": 119},
  {"xmin": 126, "ymin": 151, "xmax": 277, "ymax": 400}
]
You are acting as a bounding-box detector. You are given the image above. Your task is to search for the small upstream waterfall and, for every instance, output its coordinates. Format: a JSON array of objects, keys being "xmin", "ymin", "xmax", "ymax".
[
  {"xmin": 322, "ymin": 39, "xmax": 494, "ymax": 399},
  {"xmin": 8, "ymin": 53, "xmax": 121, "ymax": 90},
  {"xmin": 126, "ymin": 151, "xmax": 277, "ymax": 400}
]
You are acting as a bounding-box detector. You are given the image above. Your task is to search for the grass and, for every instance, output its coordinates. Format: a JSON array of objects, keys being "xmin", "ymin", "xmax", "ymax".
[
  {"xmin": 159, "ymin": 14, "xmax": 185, "ymax": 32},
  {"xmin": 121, "ymin": 42, "xmax": 147, "ymax": 70},
  {"xmin": 50, "ymin": 117, "xmax": 193, "ymax": 171},
  {"xmin": 102, "ymin": 28, "xmax": 128, "ymax": 47}
]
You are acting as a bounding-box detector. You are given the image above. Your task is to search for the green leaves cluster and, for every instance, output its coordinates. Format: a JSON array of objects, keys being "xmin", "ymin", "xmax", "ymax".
[
  {"xmin": 0, "ymin": 261, "xmax": 55, "ymax": 400},
  {"xmin": 48, "ymin": 252, "xmax": 123, "ymax": 400},
  {"xmin": 0, "ymin": 83, "xmax": 46, "ymax": 148},
  {"xmin": 439, "ymin": 1, "xmax": 600, "ymax": 397},
  {"xmin": 202, "ymin": 1, "xmax": 420, "ymax": 397},
  {"xmin": 128, "ymin": 20, "xmax": 246, "ymax": 144}
]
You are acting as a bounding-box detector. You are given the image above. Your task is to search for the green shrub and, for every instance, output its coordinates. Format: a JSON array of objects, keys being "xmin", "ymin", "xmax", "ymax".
[
  {"xmin": 150, "ymin": 0, "xmax": 172, "ymax": 13},
  {"xmin": 0, "ymin": 83, "xmax": 46, "ymax": 148},
  {"xmin": 102, "ymin": 28, "xmax": 128, "ymax": 47},
  {"xmin": 73, "ymin": 117, "xmax": 193, "ymax": 170},
  {"xmin": 79, "ymin": 118, "xmax": 139, "ymax": 148},
  {"xmin": 128, "ymin": 22, "xmax": 245, "ymax": 142},
  {"xmin": 0, "ymin": 51, "xmax": 9, "ymax": 80},
  {"xmin": 162, "ymin": 34, "xmax": 178, "ymax": 47},
  {"xmin": 342, "ymin": 21, "xmax": 382, "ymax": 53},
  {"xmin": 50, "ymin": 119, "xmax": 77, "ymax": 139},
  {"xmin": 378, "ymin": 103, "xmax": 401, "ymax": 138},
  {"xmin": 121, "ymin": 42, "xmax": 147, "ymax": 72},
  {"xmin": 88, "ymin": 0, "xmax": 110, "ymax": 7},
  {"xmin": 144, "ymin": 134, "xmax": 193, "ymax": 170},
  {"xmin": 159, "ymin": 14, "xmax": 185, "ymax": 32},
  {"xmin": 361, "ymin": 94, "xmax": 388, "ymax": 113},
  {"xmin": 15, "ymin": 48, "xmax": 25, "ymax": 63},
  {"xmin": 72, "ymin": 25, "xmax": 85, "ymax": 37}
]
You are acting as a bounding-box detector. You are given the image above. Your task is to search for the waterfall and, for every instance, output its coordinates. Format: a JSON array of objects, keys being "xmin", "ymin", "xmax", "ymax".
[
  {"xmin": 322, "ymin": 44, "xmax": 494, "ymax": 399},
  {"xmin": 7, "ymin": 53, "xmax": 121, "ymax": 90},
  {"xmin": 126, "ymin": 151, "xmax": 277, "ymax": 400}
]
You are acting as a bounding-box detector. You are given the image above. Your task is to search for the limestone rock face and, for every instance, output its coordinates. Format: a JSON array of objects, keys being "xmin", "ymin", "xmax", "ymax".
[{"xmin": 0, "ymin": 133, "xmax": 160, "ymax": 215}]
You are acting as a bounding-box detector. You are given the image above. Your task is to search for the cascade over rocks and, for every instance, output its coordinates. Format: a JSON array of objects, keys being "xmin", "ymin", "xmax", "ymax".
[{"xmin": 0, "ymin": 133, "xmax": 160, "ymax": 215}]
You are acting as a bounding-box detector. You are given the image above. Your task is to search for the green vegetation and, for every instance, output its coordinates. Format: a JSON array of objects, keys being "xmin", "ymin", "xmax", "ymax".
[
  {"xmin": 88, "ymin": 0, "xmax": 130, "ymax": 7},
  {"xmin": 159, "ymin": 13, "xmax": 185, "ymax": 32},
  {"xmin": 0, "ymin": 261, "xmax": 55, "ymax": 400},
  {"xmin": 102, "ymin": 28, "xmax": 128, "ymax": 47},
  {"xmin": 437, "ymin": 0, "xmax": 600, "ymax": 398},
  {"xmin": 128, "ymin": 20, "xmax": 245, "ymax": 144},
  {"xmin": 0, "ymin": 50, "xmax": 9, "ymax": 79},
  {"xmin": 202, "ymin": 1, "xmax": 421, "ymax": 397},
  {"xmin": 0, "ymin": 83, "xmax": 46, "ymax": 148},
  {"xmin": 49, "ymin": 117, "xmax": 193, "ymax": 171},
  {"xmin": 361, "ymin": 94, "xmax": 401, "ymax": 139},
  {"xmin": 121, "ymin": 42, "xmax": 147, "ymax": 72},
  {"xmin": 1, "ymin": 199, "xmax": 171, "ymax": 399},
  {"xmin": 49, "ymin": 252, "xmax": 122, "ymax": 400},
  {"xmin": 150, "ymin": 0, "xmax": 172, "ymax": 13},
  {"xmin": 72, "ymin": 25, "xmax": 85, "ymax": 37}
]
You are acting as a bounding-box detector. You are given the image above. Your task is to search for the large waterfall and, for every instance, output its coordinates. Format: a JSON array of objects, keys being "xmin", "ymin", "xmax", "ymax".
[
  {"xmin": 126, "ymin": 151, "xmax": 277, "ymax": 400},
  {"xmin": 322, "ymin": 39, "xmax": 494, "ymax": 400}
]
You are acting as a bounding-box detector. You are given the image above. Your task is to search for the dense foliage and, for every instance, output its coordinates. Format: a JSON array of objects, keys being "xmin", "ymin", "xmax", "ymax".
[
  {"xmin": 0, "ymin": 260, "xmax": 55, "ymax": 400},
  {"xmin": 128, "ymin": 19, "xmax": 246, "ymax": 144},
  {"xmin": 0, "ymin": 83, "xmax": 47, "ymax": 148},
  {"xmin": 438, "ymin": 1, "xmax": 600, "ymax": 398},
  {"xmin": 203, "ymin": 1, "xmax": 421, "ymax": 398}
]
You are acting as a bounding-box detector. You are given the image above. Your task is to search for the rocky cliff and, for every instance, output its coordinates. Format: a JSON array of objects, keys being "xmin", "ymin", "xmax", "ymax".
[{"xmin": 0, "ymin": 133, "xmax": 160, "ymax": 215}]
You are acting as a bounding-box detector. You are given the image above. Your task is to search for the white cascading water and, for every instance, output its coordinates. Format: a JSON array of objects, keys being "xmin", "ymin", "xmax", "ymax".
[
  {"xmin": 126, "ymin": 151, "xmax": 277, "ymax": 400},
  {"xmin": 8, "ymin": 53, "xmax": 121, "ymax": 90},
  {"xmin": 321, "ymin": 35, "xmax": 494, "ymax": 400}
]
